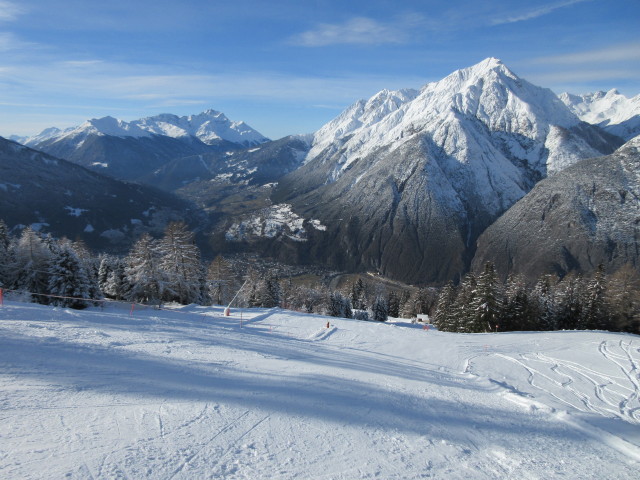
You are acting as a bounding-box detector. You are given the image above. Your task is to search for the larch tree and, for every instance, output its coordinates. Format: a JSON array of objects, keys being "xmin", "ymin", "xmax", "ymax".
[{"xmin": 157, "ymin": 222, "xmax": 202, "ymax": 305}]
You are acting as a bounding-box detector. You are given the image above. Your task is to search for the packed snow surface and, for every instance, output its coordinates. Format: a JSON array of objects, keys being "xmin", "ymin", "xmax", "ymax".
[{"xmin": 1, "ymin": 301, "xmax": 639, "ymax": 479}]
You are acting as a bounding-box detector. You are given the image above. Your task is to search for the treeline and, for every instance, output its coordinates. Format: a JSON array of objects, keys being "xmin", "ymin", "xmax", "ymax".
[
  {"xmin": 433, "ymin": 262, "xmax": 640, "ymax": 334},
  {"xmin": 0, "ymin": 220, "xmax": 430, "ymax": 321},
  {"xmin": 0, "ymin": 220, "xmax": 211, "ymax": 308}
]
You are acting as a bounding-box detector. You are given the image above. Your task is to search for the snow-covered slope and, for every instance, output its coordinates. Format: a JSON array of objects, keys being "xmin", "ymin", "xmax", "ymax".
[
  {"xmin": 560, "ymin": 89, "xmax": 640, "ymax": 141},
  {"xmin": 273, "ymin": 58, "xmax": 621, "ymax": 283},
  {"xmin": 1, "ymin": 301, "xmax": 638, "ymax": 479},
  {"xmin": 22, "ymin": 109, "xmax": 269, "ymax": 147}
]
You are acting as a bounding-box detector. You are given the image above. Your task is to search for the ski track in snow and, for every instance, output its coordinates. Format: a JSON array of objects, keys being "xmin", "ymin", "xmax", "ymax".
[{"xmin": 1, "ymin": 301, "xmax": 639, "ymax": 479}]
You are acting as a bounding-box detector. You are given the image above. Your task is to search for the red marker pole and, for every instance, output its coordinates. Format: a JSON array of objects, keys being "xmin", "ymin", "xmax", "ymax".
[
  {"xmin": 129, "ymin": 303, "xmax": 135, "ymax": 316},
  {"xmin": 0, "ymin": 288, "xmax": 3, "ymax": 306}
]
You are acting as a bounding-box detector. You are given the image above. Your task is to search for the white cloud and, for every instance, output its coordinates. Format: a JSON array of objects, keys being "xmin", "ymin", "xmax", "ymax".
[
  {"xmin": 0, "ymin": 0, "xmax": 24, "ymax": 22},
  {"xmin": 491, "ymin": 0, "xmax": 591, "ymax": 25},
  {"xmin": 532, "ymin": 42, "xmax": 640, "ymax": 65},
  {"xmin": 289, "ymin": 16, "xmax": 423, "ymax": 47}
]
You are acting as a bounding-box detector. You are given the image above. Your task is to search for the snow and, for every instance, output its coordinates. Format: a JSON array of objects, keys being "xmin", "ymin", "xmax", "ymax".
[
  {"xmin": 560, "ymin": 89, "xmax": 640, "ymax": 127},
  {"xmin": 22, "ymin": 110, "xmax": 269, "ymax": 148},
  {"xmin": 307, "ymin": 58, "xmax": 599, "ymax": 186},
  {"xmin": 64, "ymin": 206, "xmax": 88, "ymax": 217},
  {"xmin": 1, "ymin": 300, "xmax": 638, "ymax": 479},
  {"xmin": 226, "ymin": 204, "xmax": 323, "ymax": 242}
]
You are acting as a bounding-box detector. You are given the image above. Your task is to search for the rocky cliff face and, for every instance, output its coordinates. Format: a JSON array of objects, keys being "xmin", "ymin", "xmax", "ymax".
[{"xmin": 473, "ymin": 137, "xmax": 640, "ymax": 280}]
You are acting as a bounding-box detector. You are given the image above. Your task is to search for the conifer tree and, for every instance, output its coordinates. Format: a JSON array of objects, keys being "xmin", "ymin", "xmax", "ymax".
[
  {"xmin": 47, "ymin": 242, "xmax": 91, "ymax": 308},
  {"xmin": 12, "ymin": 227, "xmax": 53, "ymax": 302},
  {"xmin": 125, "ymin": 233, "xmax": 164, "ymax": 304},
  {"xmin": 433, "ymin": 282, "xmax": 457, "ymax": 331},
  {"xmin": 532, "ymin": 275, "xmax": 557, "ymax": 331},
  {"xmin": 502, "ymin": 275, "xmax": 533, "ymax": 331},
  {"xmin": 556, "ymin": 274, "xmax": 584, "ymax": 330},
  {"xmin": 387, "ymin": 291, "xmax": 400, "ymax": 318},
  {"xmin": 328, "ymin": 291, "xmax": 352, "ymax": 318},
  {"xmin": 582, "ymin": 264, "xmax": 609, "ymax": 330},
  {"xmin": 454, "ymin": 272, "xmax": 477, "ymax": 332},
  {"xmin": 371, "ymin": 295, "xmax": 388, "ymax": 321},
  {"xmin": 0, "ymin": 219, "xmax": 10, "ymax": 287},
  {"xmin": 471, "ymin": 262, "xmax": 502, "ymax": 333},
  {"xmin": 606, "ymin": 264, "xmax": 640, "ymax": 334},
  {"xmin": 350, "ymin": 279, "xmax": 367, "ymax": 310}
]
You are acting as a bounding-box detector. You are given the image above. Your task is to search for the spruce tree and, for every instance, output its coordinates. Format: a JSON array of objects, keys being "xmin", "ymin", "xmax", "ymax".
[
  {"xmin": 387, "ymin": 291, "xmax": 400, "ymax": 318},
  {"xmin": 371, "ymin": 295, "xmax": 388, "ymax": 321},
  {"xmin": 502, "ymin": 275, "xmax": 533, "ymax": 331},
  {"xmin": 606, "ymin": 264, "xmax": 640, "ymax": 334},
  {"xmin": 469, "ymin": 263, "xmax": 501, "ymax": 333},
  {"xmin": 350, "ymin": 279, "xmax": 366, "ymax": 310},
  {"xmin": 556, "ymin": 274, "xmax": 584, "ymax": 330},
  {"xmin": 433, "ymin": 282, "xmax": 457, "ymax": 332},
  {"xmin": 125, "ymin": 233, "xmax": 164, "ymax": 304},
  {"xmin": 0, "ymin": 219, "xmax": 10, "ymax": 287},
  {"xmin": 582, "ymin": 264, "xmax": 609, "ymax": 330},
  {"xmin": 455, "ymin": 272, "xmax": 477, "ymax": 333},
  {"xmin": 12, "ymin": 227, "xmax": 53, "ymax": 302},
  {"xmin": 532, "ymin": 274, "xmax": 557, "ymax": 331},
  {"xmin": 47, "ymin": 242, "xmax": 91, "ymax": 309}
]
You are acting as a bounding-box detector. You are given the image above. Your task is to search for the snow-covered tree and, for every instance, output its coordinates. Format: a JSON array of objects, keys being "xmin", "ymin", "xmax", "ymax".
[
  {"xmin": 125, "ymin": 233, "xmax": 164, "ymax": 304},
  {"xmin": 582, "ymin": 264, "xmax": 610, "ymax": 330},
  {"xmin": 556, "ymin": 273, "xmax": 584, "ymax": 330},
  {"xmin": 387, "ymin": 291, "xmax": 400, "ymax": 318},
  {"xmin": 532, "ymin": 274, "xmax": 557, "ymax": 331},
  {"xmin": 350, "ymin": 279, "xmax": 367, "ymax": 310},
  {"xmin": 371, "ymin": 295, "xmax": 388, "ymax": 322},
  {"xmin": 433, "ymin": 282, "xmax": 457, "ymax": 331},
  {"xmin": 47, "ymin": 242, "xmax": 91, "ymax": 309},
  {"xmin": 0, "ymin": 219, "xmax": 10, "ymax": 287},
  {"xmin": 606, "ymin": 264, "xmax": 640, "ymax": 334},
  {"xmin": 470, "ymin": 262, "xmax": 502, "ymax": 333},
  {"xmin": 328, "ymin": 291, "xmax": 352, "ymax": 318},
  {"xmin": 12, "ymin": 227, "xmax": 53, "ymax": 302},
  {"xmin": 99, "ymin": 255, "xmax": 130, "ymax": 300},
  {"xmin": 502, "ymin": 275, "xmax": 533, "ymax": 331},
  {"xmin": 157, "ymin": 222, "xmax": 202, "ymax": 304}
]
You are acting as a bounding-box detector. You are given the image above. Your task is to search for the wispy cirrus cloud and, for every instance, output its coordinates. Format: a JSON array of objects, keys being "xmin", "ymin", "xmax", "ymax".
[
  {"xmin": 491, "ymin": 0, "xmax": 592, "ymax": 25},
  {"xmin": 288, "ymin": 15, "xmax": 426, "ymax": 47},
  {"xmin": 0, "ymin": 0, "xmax": 25, "ymax": 22},
  {"xmin": 531, "ymin": 41, "xmax": 640, "ymax": 65}
]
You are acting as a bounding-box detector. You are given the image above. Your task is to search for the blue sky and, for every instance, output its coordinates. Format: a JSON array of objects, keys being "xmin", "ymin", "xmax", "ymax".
[{"xmin": 1, "ymin": 0, "xmax": 639, "ymax": 140}]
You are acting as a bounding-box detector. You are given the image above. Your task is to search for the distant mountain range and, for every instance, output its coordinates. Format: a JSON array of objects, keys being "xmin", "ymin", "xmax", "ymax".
[
  {"xmin": 11, "ymin": 110, "xmax": 270, "ymax": 182},
  {"xmin": 5, "ymin": 58, "xmax": 639, "ymax": 284},
  {"xmin": 559, "ymin": 89, "xmax": 640, "ymax": 141}
]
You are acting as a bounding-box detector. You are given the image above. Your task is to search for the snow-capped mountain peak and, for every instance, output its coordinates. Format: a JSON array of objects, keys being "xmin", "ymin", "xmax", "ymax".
[
  {"xmin": 308, "ymin": 57, "xmax": 585, "ymax": 173},
  {"xmin": 22, "ymin": 109, "xmax": 269, "ymax": 148},
  {"xmin": 559, "ymin": 89, "xmax": 640, "ymax": 140}
]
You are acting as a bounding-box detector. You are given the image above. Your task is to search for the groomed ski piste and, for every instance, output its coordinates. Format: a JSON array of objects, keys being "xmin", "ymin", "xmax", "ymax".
[{"xmin": 1, "ymin": 300, "xmax": 639, "ymax": 479}]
